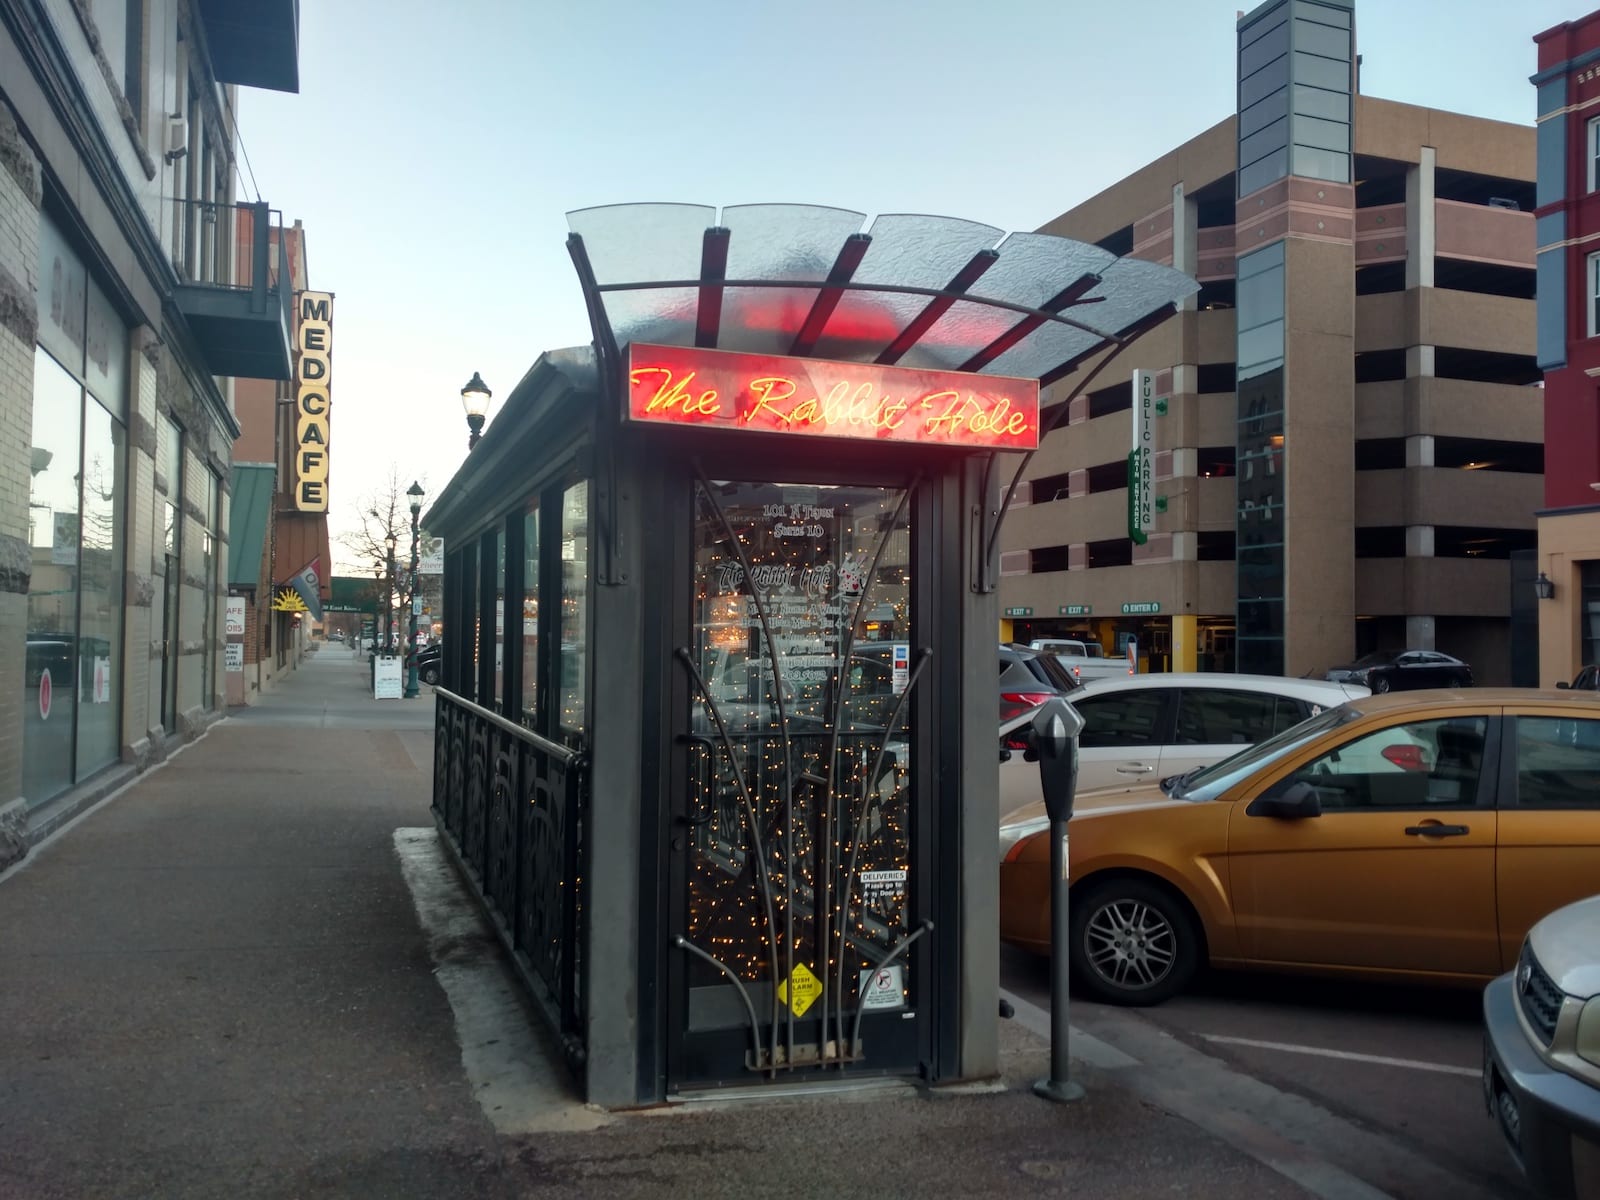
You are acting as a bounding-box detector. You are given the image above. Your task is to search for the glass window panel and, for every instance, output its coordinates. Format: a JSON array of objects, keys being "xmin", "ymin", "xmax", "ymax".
[
  {"xmin": 559, "ymin": 483, "xmax": 589, "ymax": 733},
  {"xmin": 1237, "ymin": 545, "xmax": 1286, "ymax": 596},
  {"xmin": 25, "ymin": 349, "xmax": 83, "ymax": 807},
  {"xmin": 37, "ymin": 217, "xmax": 87, "ymax": 374},
  {"xmin": 1294, "ymin": 114, "xmax": 1350, "ymax": 154},
  {"xmin": 75, "ymin": 400, "xmax": 125, "ymax": 778},
  {"xmin": 1238, "ymin": 319, "xmax": 1285, "ymax": 369},
  {"xmin": 1240, "ymin": 21, "xmax": 1289, "ymax": 77},
  {"xmin": 1515, "ymin": 717, "xmax": 1600, "ymax": 810},
  {"xmin": 1240, "ymin": 118, "xmax": 1291, "ymax": 173},
  {"xmin": 566, "ymin": 202, "xmax": 716, "ymax": 286},
  {"xmin": 1294, "ymin": 0, "xmax": 1351, "ymax": 29},
  {"xmin": 1240, "ymin": 89, "xmax": 1290, "ymax": 139},
  {"xmin": 1293, "ymin": 84, "xmax": 1350, "ymax": 122},
  {"xmin": 717, "ymin": 205, "xmax": 866, "ymax": 357},
  {"xmin": 1282, "ymin": 717, "xmax": 1488, "ymax": 811},
  {"xmin": 521, "ymin": 503, "xmax": 540, "ymax": 722},
  {"xmin": 1240, "ymin": 58, "xmax": 1292, "ymax": 109},
  {"xmin": 1291, "ymin": 145, "xmax": 1351, "ymax": 182},
  {"xmin": 1293, "ymin": 51, "xmax": 1351, "ymax": 93},
  {"xmin": 1237, "ymin": 241, "xmax": 1286, "ymax": 280},
  {"xmin": 1067, "ymin": 256, "xmax": 1201, "ymax": 341},
  {"xmin": 1237, "ymin": 637, "xmax": 1284, "ymax": 676},
  {"xmin": 1237, "ymin": 266, "xmax": 1285, "ymax": 327},
  {"xmin": 1239, "ymin": 598, "xmax": 1285, "ymax": 637},
  {"xmin": 1239, "ymin": 148, "xmax": 1290, "ymax": 196},
  {"xmin": 1075, "ymin": 691, "xmax": 1168, "ymax": 749},
  {"xmin": 1240, "ymin": 4, "xmax": 1287, "ymax": 48},
  {"xmin": 491, "ymin": 529, "xmax": 506, "ymax": 707},
  {"xmin": 1293, "ymin": 18, "xmax": 1350, "ymax": 61},
  {"xmin": 1175, "ymin": 689, "xmax": 1282, "ymax": 746},
  {"xmin": 687, "ymin": 481, "xmax": 914, "ymax": 998},
  {"xmin": 85, "ymin": 277, "xmax": 127, "ymax": 420},
  {"xmin": 811, "ymin": 214, "xmax": 1004, "ymax": 362}
]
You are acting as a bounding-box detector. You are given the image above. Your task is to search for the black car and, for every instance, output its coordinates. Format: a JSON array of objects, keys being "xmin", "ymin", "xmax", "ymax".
[
  {"xmin": 1325, "ymin": 649, "xmax": 1472, "ymax": 693},
  {"xmin": 412, "ymin": 644, "xmax": 441, "ymax": 686}
]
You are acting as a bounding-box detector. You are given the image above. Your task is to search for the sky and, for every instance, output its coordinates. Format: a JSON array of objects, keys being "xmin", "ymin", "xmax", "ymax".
[{"xmin": 236, "ymin": 0, "xmax": 1584, "ymax": 572}]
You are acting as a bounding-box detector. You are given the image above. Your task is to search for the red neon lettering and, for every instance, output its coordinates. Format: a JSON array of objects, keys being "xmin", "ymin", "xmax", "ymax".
[{"xmin": 631, "ymin": 367, "xmax": 721, "ymax": 418}]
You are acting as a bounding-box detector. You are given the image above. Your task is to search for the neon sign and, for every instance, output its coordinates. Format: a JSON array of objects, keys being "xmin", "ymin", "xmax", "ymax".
[{"xmin": 626, "ymin": 343, "xmax": 1039, "ymax": 451}]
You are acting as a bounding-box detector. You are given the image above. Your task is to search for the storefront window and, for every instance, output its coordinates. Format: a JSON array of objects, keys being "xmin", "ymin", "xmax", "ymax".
[
  {"xmin": 200, "ymin": 472, "xmax": 218, "ymax": 707},
  {"xmin": 686, "ymin": 481, "xmax": 914, "ymax": 1014},
  {"xmin": 75, "ymin": 395, "xmax": 126, "ymax": 778},
  {"xmin": 24, "ymin": 351, "xmax": 85, "ymax": 806},
  {"xmin": 522, "ymin": 503, "xmax": 540, "ymax": 722},
  {"xmin": 559, "ymin": 483, "xmax": 589, "ymax": 732}
]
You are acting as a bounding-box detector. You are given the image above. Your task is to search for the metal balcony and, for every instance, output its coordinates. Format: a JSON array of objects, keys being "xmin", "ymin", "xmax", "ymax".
[
  {"xmin": 172, "ymin": 200, "xmax": 293, "ymax": 381},
  {"xmin": 196, "ymin": 0, "xmax": 299, "ymax": 93}
]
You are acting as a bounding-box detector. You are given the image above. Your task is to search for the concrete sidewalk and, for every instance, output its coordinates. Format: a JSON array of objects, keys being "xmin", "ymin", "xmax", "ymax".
[{"xmin": 0, "ymin": 648, "xmax": 1315, "ymax": 1199}]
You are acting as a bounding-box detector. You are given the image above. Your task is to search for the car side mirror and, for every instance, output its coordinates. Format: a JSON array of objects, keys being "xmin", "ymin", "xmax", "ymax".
[{"xmin": 1248, "ymin": 781, "xmax": 1322, "ymax": 820}]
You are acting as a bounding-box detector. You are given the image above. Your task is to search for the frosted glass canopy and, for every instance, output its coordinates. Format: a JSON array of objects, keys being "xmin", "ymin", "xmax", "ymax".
[{"xmin": 566, "ymin": 204, "xmax": 1199, "ymax": 384}]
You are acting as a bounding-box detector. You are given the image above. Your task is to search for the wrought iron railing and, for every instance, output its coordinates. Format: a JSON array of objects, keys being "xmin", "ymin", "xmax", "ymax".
[
  {"xmin": 432, "ymin": 689, "xmax": 588, "ymax": 1072},
  {"xmin": 171, "ymin": 198, "xmax": 291, "ymax": 325}
]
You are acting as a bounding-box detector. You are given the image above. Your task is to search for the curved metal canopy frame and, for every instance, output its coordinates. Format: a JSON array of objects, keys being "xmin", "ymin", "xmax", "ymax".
[{"xmin": 565, "ymin": 203, "xmax": 1200, "ymax": 590}]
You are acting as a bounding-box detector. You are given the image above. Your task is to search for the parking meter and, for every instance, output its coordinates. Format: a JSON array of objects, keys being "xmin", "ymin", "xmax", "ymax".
[
  {"xmin": 1030, "ymin": 697, "xmax": 1083, "ymax": 823},
  {"xmin": 1025, "ymin": 697, "xmax": 1085, "ymax": 1103}
]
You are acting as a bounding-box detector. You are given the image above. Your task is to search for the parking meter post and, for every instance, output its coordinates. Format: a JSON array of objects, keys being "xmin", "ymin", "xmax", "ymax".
[{"xmin": 1030, "ymin": 697, "xmax": 1085, "ymax": 1104}]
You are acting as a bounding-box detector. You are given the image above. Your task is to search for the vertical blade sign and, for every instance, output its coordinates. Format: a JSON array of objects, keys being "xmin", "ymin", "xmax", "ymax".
[{"xmin": 295, "ymin": 291, "xmax": 334, "ymax": 512}]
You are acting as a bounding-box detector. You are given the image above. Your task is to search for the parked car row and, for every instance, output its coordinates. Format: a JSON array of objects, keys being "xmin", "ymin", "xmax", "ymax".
[{"xmin": 998, "ymin": 680, "xmax": 1600, "ymax": 1199}]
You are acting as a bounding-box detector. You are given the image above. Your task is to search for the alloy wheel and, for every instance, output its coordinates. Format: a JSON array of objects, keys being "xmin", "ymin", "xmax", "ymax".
[{"xmin": 1083, "ymin": 898, "xmax": 1178, "ymax": 991}]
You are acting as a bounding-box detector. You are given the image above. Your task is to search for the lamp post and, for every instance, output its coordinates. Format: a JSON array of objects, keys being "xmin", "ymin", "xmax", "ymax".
[
  {"xmin": 404, "ymin": 481, "xmax": 425, "ymax": 698},
  {"xmin": 370, "ymin": 561, "xmax": 383, "ymax": 662},
  {"xmin": 461, "ymin": 372, "xmax": 492, "ymax": 449},
  {"xmin": 384, "ymin": 532, "xmax": 397, "ymax": 654}
]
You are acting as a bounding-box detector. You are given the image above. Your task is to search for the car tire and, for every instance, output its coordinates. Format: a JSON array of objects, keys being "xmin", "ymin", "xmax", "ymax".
[
  {"xmin": 1452, "ymin": 673, "xmax": 1471, "ymax": 688},
  {"xmin": 1371, "ymin": 675, "xmax": 1390, "ymax": 694},
  {"xmin": 1069, "ymin": 876, "xmax": 1202, "ymax": 1006},
  {"xmin": 421, "ymin": 664, "xmax": 440, "ymax": 686}
]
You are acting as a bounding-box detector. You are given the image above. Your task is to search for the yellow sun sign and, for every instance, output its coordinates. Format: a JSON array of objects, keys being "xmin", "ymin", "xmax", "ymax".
[
  {"xmin": 777, "ymin": 963, "xmax": 823, "ymax": 1017},
  {"xmin": 271, "ymin": 587, "xmax": 309, "ymax": 613}
]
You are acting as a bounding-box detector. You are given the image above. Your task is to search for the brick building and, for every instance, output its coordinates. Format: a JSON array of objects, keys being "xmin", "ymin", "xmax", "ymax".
[
  {"xmin": 1, "ymin": 0, "xmax": 300, "ymax": 864},
  {"xmin": 999, "ymin": 0, "xmax": 1542, "ymax": 685}
]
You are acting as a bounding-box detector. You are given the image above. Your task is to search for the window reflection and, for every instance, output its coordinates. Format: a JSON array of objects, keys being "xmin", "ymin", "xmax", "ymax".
[
  {"xmin": 75, "ymin": 397, "xmax": 126, "ymax": 778},
  {"xmin": 559, "ymin": 483, "xmax": 588, "ymax": 733},
  {"xmin": 522, "ymin": 503, "xmax": 539, "ymax": 723}
]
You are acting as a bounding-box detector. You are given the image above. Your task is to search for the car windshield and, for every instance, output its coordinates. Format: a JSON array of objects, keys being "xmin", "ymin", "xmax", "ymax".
[
  {"xmin": 1169, "ymin": 703, "xmax": 1360, "ymax": 801},
  {"xmin": 1352, "ymin": 651, "xmax": 1396, "ymax": 667}
]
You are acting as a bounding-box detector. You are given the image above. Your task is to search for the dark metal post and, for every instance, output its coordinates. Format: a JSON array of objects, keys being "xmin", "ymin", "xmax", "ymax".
[
  {"xmin": 1026, "ymin": 698, "xmax": 1085, "ymax": 1104},
  {"xmin": 404, "ymin": 482, "xmax": 424, "ymax": 697}
]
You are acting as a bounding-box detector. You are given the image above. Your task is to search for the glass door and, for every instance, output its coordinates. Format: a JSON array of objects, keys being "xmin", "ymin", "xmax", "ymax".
[{"xmin": 669, "ymin": 478, "xmax": 927, "ymax": 1087}]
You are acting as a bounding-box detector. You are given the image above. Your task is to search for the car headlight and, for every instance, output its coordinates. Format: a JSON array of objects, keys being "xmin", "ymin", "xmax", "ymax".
[
  {"xmin": 1578, "ymin": 996, "xmax": 1600, "ymax": 1069},
  {"xmin": 998, "ymin": 815, "xmax": 1050, "ymax": 863}
]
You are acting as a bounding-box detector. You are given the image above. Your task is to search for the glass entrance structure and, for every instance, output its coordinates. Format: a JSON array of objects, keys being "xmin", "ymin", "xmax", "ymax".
[{"xmin": 424, "ymin": 203, "xmax": 1196, "ymax": 1106}]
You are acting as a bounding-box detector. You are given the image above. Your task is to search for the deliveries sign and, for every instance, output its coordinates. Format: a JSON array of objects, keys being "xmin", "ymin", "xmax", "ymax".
[{"xmin": 626, "ymin": 343, "xmax": 1039, "ymax": 451}]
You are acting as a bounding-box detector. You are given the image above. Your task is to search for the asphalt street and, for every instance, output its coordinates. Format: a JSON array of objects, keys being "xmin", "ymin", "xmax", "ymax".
[{"xmin": 1001, "ymin": 944, "xmax": 1532, "ymax": 1199}]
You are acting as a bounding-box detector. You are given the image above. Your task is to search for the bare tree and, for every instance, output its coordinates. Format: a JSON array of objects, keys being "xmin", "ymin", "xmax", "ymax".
[{"xmin": 341, "ymin": 467, "xmax": 440, "ymax": 647}]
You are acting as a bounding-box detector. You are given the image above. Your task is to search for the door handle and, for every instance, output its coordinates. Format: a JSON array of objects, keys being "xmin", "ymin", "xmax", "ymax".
[
  {"xmin": 1116, "ymin": 763, "xmax": 1155, "ymax": 775},
  {"xmin": 1405, "ymin": 822, "xmax": 1469, "ymax": 838}
]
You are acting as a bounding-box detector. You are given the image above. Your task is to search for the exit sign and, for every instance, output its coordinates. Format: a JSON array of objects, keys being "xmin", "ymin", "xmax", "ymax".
[
  {"xmin": 1059, "ymin": 605, "xmax": 1092, "ymax": 616},
  {"xmin": 1003, "ymin": 607, "xmax": 1033, "ymax": 618}
]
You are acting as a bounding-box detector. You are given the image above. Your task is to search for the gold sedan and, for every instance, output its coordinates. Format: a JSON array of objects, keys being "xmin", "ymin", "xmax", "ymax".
[{"xmin": 998, "ymin": 690, "xmax": 1600, "ymax": 1005}]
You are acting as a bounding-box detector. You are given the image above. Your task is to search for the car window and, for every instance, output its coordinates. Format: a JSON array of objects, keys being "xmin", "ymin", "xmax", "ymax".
[
  {"xmin": 1023, "ymin": 652, "xmax": 1076, "ymax": 691},
  {"xmin": 1278, "ymin": 716, "xmax": 1489, "ymax": 811},
  {"xmin": 1179, "ymin": 704, "xmax": 1358, "ymax": 800},
  {"xmin": 1075, "ymin": 690, "xmax": 1169, "ymax": 749},
  {"xmin": 1174, "ymin": 689, "xmax": 1285, "ymax": 747},
  {"xmin": 1513, "ymin": 716, "xmax": 1600, "ymax": 810}
]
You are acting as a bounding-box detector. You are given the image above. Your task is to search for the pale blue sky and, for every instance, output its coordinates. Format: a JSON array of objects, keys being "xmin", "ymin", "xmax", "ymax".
[{"xmin": 238, "ymin": 0, "xmax": 1583, "ymax": 569}]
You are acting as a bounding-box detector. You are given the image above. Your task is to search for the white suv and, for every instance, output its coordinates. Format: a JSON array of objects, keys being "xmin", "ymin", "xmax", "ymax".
[{"xmin": 998, "ymin": 672, "xmax": 1369, "ymax": 820}]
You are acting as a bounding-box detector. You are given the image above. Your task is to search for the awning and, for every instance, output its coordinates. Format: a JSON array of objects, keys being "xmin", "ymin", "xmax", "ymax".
[
  {"xmin": 566, "ymin": 204, "xmax": 1199, "ymax": 386},
  {"xmin": 227, "ymin": 464, "xmax": 275, "ymax": 588}
]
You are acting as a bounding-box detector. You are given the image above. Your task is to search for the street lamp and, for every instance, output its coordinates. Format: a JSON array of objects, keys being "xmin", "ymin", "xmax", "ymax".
[
  {"xmin": 384, "ymin": 532, "xmax": 398, "ymax": 653},
  {"xmin": 404, "ymin": 480, "xmax": 425, "ymax": 698},
  {"xmin": 371, "ymin": 561, "xmax": 383, "ymax": 655},
  {"xmin": 461, "ymin": 372, "xmax": 492, "ymax": 449}
]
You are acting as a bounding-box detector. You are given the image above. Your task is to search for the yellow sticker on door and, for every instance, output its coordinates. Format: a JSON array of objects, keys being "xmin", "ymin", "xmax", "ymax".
[{"xmin": 778, "ymin": 963, "xmax": 823, "ymax": 1016}]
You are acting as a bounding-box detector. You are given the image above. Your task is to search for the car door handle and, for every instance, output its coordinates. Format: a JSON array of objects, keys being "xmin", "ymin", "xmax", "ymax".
[
  {"xmin": 1405, "ymin": 822, "xmax": 1470, "ymax": 838},
  {"xmin": 1116, "ymin": 764, "xmax": 1155, "ymax": 775}
]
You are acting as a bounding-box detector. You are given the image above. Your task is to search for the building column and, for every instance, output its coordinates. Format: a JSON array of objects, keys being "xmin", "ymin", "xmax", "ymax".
[{"xmin": 1405, "ymin": 147, "xmax": 1436, "ymax": 290}]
